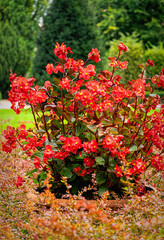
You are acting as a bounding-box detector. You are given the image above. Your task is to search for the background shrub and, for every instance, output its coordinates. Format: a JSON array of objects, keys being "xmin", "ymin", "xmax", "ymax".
[
  {"xmin": 144, "ymin": 43, "xmax": 164, "ymax": 80},
  {"xmin": 107, "ymin": 33, "xmax": 144, "ymax": 83}
]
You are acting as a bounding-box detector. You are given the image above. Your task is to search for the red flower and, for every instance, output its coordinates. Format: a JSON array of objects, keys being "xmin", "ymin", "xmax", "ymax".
[
  {"xmin": 54, "ymin": 150, "xmax": 69, "ymax": 160},
  {"xmin": 108, "ymin": 59, "xmax": 119, "ymax": 68},
  {"xmin": 115, "ymin": 164, "xmax": 123, "ymax": 177},
  {"xmin": 44, "ymin": 81, "xmax": 52, "ymax": 89},
  {"xmin": 59, "ymin": 77, "xmax": 70, "ymax": 90},
  {"xmin": 151, "ymin": 155, "xmax": 164, "ymax": 170},
  {"xmin": 74, "ymin": 166, "xmax": 81, "ymax": 175},
  {"xmin": 119, "ymin": 61, "xmax": 128, "ymax": 70},
  {"xmin": 61, "ymin": 136, "xmax": 82, "ymax": 154},
  {"xmin": 79, "ymin": 64, "xmax": 96, "ymax": 80},
  {"xmin": 46, "ymin": 64, "xmax": 55, "ymax": 75},
  {"xmin": 147, "ymin": 59, "xmax": 154, "ymax": 67},
  {"xmin": 44, "ymin": 145, "xmax": 54, "ymax": 159},
  {"xmin": 83, "ymin": 157, "xmax": 95, "ymax": 168},
  {"xmin": 133, "ymin": 158, "xmax": 146, "ymax": 174},
  {"xmin": 76, "ymin": 89, "xmax": 94, "ymax": 106},
  {"xmin": 80, "ymin": 169, "xmax": 87, "ymax": 177},
  {"xmin": 17, "ymin": 124, "xmax": 28, "ymax": 139},
  {"xmin": 14, "ymin": 176, "xmax": 25, "ymax": 188},
  {"xmin": 33, "ymin": 156, "xmax": 41, "ymax": 169},
  {"xmin": 88, "ymin": 48, "xmax": 101, "ymax": 63},
  {"xmin": 118, "ymin": 42, "xmax": 129, "ymax": 52},
  {"xmin": 132, "ymin": 78, "xmax": 145, "ymax": 99},
  {"xmin": 54, "ymin": 42, "xmax": 72, "ymax": 60},
  {"xmin": 112, "ymin": 86, "xmax": 125, "ymax": 103},
  {"xmin": 83, "ymin": 139, "xmax": 98, "ymax": 153}
]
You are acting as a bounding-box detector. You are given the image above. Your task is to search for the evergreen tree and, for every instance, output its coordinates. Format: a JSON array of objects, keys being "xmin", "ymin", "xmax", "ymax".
[
  {"xmin": 32, "ymin": 0, "xmax": 102, "ymax": 84},
  {"xmin": 0, "ymin": 0, "xmax": 48, "ymax": 98}
]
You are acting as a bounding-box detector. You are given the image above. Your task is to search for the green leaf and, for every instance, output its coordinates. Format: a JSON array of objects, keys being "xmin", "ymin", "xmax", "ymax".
[
  {"xmin": 53, "ymin": 78, "xmax": 61, "ymax": 85},
  {"xmin": 31, "ymin": 151, "xmax": 44, "ymax": 160},
  {"xmin": 96, "ymin": 172, "xmax": 106, "ymax": 184},
  {"xmin": 33, "ymin": 179, "xmax": 39, "ymax": 184},
  {"xmin": 83, "ymin": 175, "xmax": 91, "ymax": 181},
  {"xmin": 60, "ymin": 167, "xmax": 72, "ymax": 178},
  {"xmin": 38, "ymin": 171, "xmax": 47, "ymax": 180},
  {"xmin": 75, "ymin": 124, "xmax": 87, "ymax": 137},
  {"xmin": 87, "ymin": 125, "xmax": 97, "ymax": 133},
  {"xmin": 98, "ymin": 183, "xmax": 108, "ymax": 196},
  {"xmin": 95, "ymin": 157, "xmax": 105, "ymax": 165},
  {"xmin": 129, "ymin": 145, "xmax": 138, "ymax": 152},
  {"xmin": 26, "ymin": 169, "xmax": 38, "ymax": 176}
]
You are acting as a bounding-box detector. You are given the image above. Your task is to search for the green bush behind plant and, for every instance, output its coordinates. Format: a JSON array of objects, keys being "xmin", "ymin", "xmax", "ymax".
[
  {"xmin": 107, "ymin": 33, "xmax": 144, "ymax": 83},
  {"xmin": 144, "ymin": 43, "xmax": 164, "ymax": 80}
]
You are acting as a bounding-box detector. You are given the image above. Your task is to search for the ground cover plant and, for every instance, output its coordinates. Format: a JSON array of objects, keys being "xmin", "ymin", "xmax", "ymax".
[{"xmin": 1, "ymin": 42, "xmax": 164, "ymax": 200}]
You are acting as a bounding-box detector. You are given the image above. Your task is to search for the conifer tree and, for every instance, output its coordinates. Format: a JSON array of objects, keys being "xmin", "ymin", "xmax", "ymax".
[
  {"xmin": 0, "ymin": 0, "xmax": 48, "ymax": 98},
  {"xmin": 32, "ymin": 0, "xmax": 102, "ymax": 84}
]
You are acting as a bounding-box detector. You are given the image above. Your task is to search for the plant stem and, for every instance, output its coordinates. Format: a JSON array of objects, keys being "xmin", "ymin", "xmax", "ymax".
[
  {"xmin": 60, "ymin": 89, "xmax": 65, "ymax": 134},
  {"xmin": 30, "ymin": 104, "xmax": 39, "ymax": 130},
  {"xmin": 39, "ymin": 103, "xmax": 51, "ymax": 142}
]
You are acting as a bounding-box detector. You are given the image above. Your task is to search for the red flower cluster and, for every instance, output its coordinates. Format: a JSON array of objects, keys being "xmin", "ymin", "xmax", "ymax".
[
  {"xmin": 119, "ymin": 61, "xmax": 128, "ymax": 70},
  {"xmin": 59, "ymin": 77, "xmax": 70, "ymax": 90},
  {"xmin": 147, "ymin": 59, "xmax": 154, "ymax": 67},
  {"xmin": 59, "ymin": 136, "xmax": 82, "ymax": 154},
  {"xmin": 83, "ymin": 157, "xmax": 95, "ymax": 167},
  {"xmin": 17, "ymin": 124, "xmax": 28, "ymax": 140},
  {"xmin": 54, "ymin": 42, "xmax": 73, "ymax": 60},
  {"xmin": 83, "ymin": 139, "xmax": 98, "ymax": 153},
  {"xmin": 118, "ymin": 42, "xmax": 129, "ymax": 52},
  {"xmin": 112, "ymin": 86, "xmax": 126, "ymax": 103},
  {"xmin": 115, "ymin": 164, "xmax": 123, "ymax": 177},
  {"xmin": 88, "ymin": 48, "xmax": 101, "ymax": 63},
  {"xmin": 151, "ymin": 73, "xmax": 164, "ymax": 88},
  {"xmin": 44, "ymin": 145, "xmax": 54, "ymax": 159},
  {"xmin": 74, "ymin": 166, "xmax": 94, "ymax": 177},
  {"xmin": 151, "ymin": 155, "xmax": 164, "ymax": 170},
  {"xmin": 76, "ymin": 89, "xmax": 94, "ymax": 106},
  {"xmin": 102, "ymin": 135, "xmax": 124, "ymax": 157},
  {"xmin": 79, "ymin": 64, "xmax": 96, "ymax": 80},
  {"xmin": 2, "ymin": 126, "xmax": 17, "ymax": 153},
  {"xmin": 46, "ymin": 64, "xmax": 55, "ymax": 75},
  {"xmin": 8, "ymin": 71, "xmax": 48, "ymax": 113},
  {"xmin": 132, "ymin": 78, "xmax": 145, "ymax": 99},
  {"xmin": 126, "ymin": 159, "xmax": 146, "ymax": 177},
  {"xmin": 33, "ymin": 156, "xmax": 41, "ymax": 169},
  {"xmin": 14, "ymin": 176, "xmax": 25, "ymax": 188}
]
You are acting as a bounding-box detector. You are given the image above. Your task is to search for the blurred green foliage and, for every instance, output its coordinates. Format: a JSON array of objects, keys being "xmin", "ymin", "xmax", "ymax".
[
  {"xmin": 98, "ymin": 0, "xmax": 164, "ymax": 49},
  {"xmin": 0, "ymin": 0, "xmax": 48, "ymax": 98},
  {"xmin": 32, "ymin": 0, "xmax": 103, "ymax": 84},
  {"xmin": 144, "ymin": 43, "xmax": 164, "ymax": 81},
  {"xmin": 107, "ymin": 33, "xmax": 144, "ymax": 83}
]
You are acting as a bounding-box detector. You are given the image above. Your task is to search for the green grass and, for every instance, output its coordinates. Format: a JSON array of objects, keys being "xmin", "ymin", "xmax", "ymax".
[{"xmin": 0, "ymin": 108, "xmax": 35, "ymax": 133}]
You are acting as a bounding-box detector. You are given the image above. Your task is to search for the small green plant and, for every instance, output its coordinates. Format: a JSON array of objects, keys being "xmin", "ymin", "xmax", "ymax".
[{"xmin": 1, "ymin": 42, "xmax": 164, "ymax": 198}]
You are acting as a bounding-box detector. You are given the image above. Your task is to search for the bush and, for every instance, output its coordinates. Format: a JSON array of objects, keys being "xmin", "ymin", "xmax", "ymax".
[
  {"xmin": 107, "ymin": 33, "xmax": 144, "ymax": 84},
  {"xmin": 144, "ymin": 43, "xmax": 164, "ymax": 82},
  {"xmin": 1, "ymin": 41, "xmax": 164, "ymax": 199}
]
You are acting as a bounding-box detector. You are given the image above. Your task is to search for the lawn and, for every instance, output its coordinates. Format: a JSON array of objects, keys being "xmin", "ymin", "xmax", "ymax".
[{"xmin": 0, "ymin": 108, "xmax": 35, "ymax": 132}]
